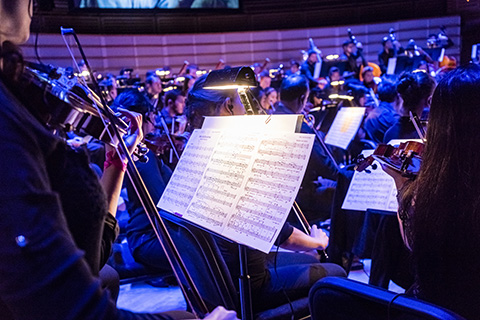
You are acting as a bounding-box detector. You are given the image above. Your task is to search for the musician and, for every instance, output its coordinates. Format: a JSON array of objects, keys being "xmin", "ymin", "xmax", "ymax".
[
  {"xmin": 159, "ymin": 89, "xmax": 187, "ymax": 135},
  {"xmin": 362, "ymin": 66, "xmax": 377, "ymax": 93},
  {"xmin": 383, "ymin": 71, "xmax": 436, "ymax": 143},
  {"xmin": 263, "ymin": 87, "xmax": 278, "ymax": 112},
  {"xmin": 384, "ymin": 64, "xmax": 480, "ymax": 320},
  {"xmin": 0, "ymin": 1, "xmax": 235, "ymax": 319},
  {"xmin": 99, "ymin": 74, "xmax": 118, "ymax": 105},
  {"xmin": 301, "ymin": 50, "xmax": 322, "ymax": 89},
  {"xmin": 378, "ymin": 36, "xmax": 402, "ymax": 75},
  {"xmin": 363, "ymin": 78, "xmax": 400, "ymax": 144},
  {"xmin": 145, "ymin": 74, "xmax": 164, "ymax": 111},
  {"xmin": 285, "ymin": 59, "xmax": 301, "ymax": 76},
  {"xmin": 258, "ymin": 70, "xmax": 271, "ymax": 89},
  {"xmin": 339, "ymin": 39, "xmax": 363, "ymax": 79},
  {"xmin": 182, "ymin": 73, "xmax": 345, "ymax": 314}
]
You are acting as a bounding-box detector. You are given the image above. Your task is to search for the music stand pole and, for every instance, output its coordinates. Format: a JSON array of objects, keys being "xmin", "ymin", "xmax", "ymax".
[{"xmin": 239, "ymin": 244, "xmax": 253, "ymax": 320}]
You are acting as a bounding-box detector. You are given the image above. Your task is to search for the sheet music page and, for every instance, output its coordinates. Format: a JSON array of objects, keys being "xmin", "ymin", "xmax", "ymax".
[
  {"xmin": 341, "ymin": 153, "xmax": 398, "ymax": 212},
  {"xmin": 158, "ymin": 128, "xmax": 314, "ymax": 253},
  {"xmin": 158, "ymin": 129, "xmax": 222, "ymax": 216},
  {"xmin": 325, "ymin": 107, "xmax": 366, "ymax": 150},
  {"xmin": 221, "ymin": 132, "xmax": 314, "ymax": 253}
]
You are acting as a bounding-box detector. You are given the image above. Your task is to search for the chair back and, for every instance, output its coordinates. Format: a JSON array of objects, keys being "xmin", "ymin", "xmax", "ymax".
[{"xmin": 309, "ymin": 277, "xmax": 466, "ymax": 320}]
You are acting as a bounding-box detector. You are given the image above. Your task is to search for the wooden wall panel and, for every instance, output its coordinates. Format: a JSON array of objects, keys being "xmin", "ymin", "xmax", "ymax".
[{"xmin": 22, "ymin": 16, "xmax": 461, "ymax": 79}]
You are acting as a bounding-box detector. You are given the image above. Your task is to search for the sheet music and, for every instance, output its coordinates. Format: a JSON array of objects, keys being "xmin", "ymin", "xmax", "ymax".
[
  {"xmin": 158, "ymin": 128, "xmax": 314, "ymax": 253},
  {"xmin": 342, "ymin": 153, "xmax": 398, "ymax": 212},
  {"xmin": 325, "ymin": 107, "xmax": 366, "ymax": 150}
]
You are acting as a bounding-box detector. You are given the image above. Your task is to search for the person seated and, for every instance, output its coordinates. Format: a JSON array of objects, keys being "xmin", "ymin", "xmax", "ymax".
[
  {"xmin": 183, "ymin": 74, "xmax": 346, "ymax": 314},
  {"xmin": 258, "ymin": 70, "xmax": 271, "ymax": 89},
  {"xmin": 363, "ymin": 78, "xmax": 400, "ymax": 144},
  {"xmin": 383, "ymin": 64, "xmax": 478, "ymax": 320},
  {"xmin": 285, "ymin": 59, "xmax": 301, "ymax": 76},
  {"xmin": 99, "ymin": 74, "xmax": 118, "ymax": 106},
  {"xmin": 383, "ymin": 70, "xmax": 436, "ymax": 143},
  {"xmin": 159, "ymin": 89, "xmax": 187, "ymax": 135},
  {"xmin": 362, "ymin": 66, "xmax": 378, "ymax": 93},
  {"xmin": 263, "ymin": 87, "xmax": 278, "ymax": 112},
  {"xmin": 145, "ymin": 74, "xmax": 164, "ymax": 111}
]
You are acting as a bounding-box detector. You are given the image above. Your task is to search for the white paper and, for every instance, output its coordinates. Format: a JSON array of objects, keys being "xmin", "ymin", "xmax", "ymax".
[
  {"xmin": 342, "ymin": 149, "xmax": 398, "ymax": 212},
  {"xmin": 325, "ymin": 107, "xmax": 366, "ymax": 150},
  {"xmin": 202, "ymin": 114, "xmax": 302, "ymax": 133},
  {"xmin": 157, "ymin": 128, "xmax": 314, "ymax": 253},
  {"xmin": 387, "ymin": 57, "xmax": 397, "ymax": 75}
]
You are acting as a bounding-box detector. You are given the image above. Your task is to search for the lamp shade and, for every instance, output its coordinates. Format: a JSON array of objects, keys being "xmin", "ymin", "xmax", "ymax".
[{"xmin": 204, "ymin": 67, "xmax": 258, "ymax": 90}]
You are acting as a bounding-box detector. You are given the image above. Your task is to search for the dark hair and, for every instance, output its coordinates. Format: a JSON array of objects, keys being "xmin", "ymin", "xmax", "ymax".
[
  {"xmin": 346, "ymin": 81, "xmax": 368, "ymax": 105},
  {"xmin": 399, "ymin": 64, "xmax": 480, "ymax": 318},
  {"xmin": 308, "ymin": 87, "xmax": 325, "ymax": 103},
  {"xmin": 185, "ymin": 74, "xmax": 237, "ymax": 131},
  {"xmin": 145, "ymin": 74, "xmax": 160, "ymax": 85},
  {"xmin": 186, "ymin": 64, "xmax": 198, "ymax": 75},
  {"xmin": 396, "ymin": 71, "xmax": 435, "ymax": 111},
  {"xmin": 279, "ymin": 75, "xmax": 309, "ymax": 102},
  {"xmin": 112, "ymin": 89, "xmax": 152, "ymax": 118},
  {"xmin": 264, "ymin": 87, "xmax": 276, "ymax": 97},
  {"xmin": 259, "ymin": 70, "xmax": 270, "ymax": 79},
  {"xmin": 329, "ymin": 66, "xmax": 340, "ymax": 77},
  {"xmin": 164, "ymin": 89, "xmax": 184, "ymax": 106},
  {"xmin": 377, "ymin": 79, "xmax": 397, "ymax": 103}
]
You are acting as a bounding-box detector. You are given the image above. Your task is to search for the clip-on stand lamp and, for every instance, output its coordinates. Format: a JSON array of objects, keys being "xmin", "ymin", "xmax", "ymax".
[
  {"xmin": 204, "ymin": 67, "xmax": 258, "ymax": 115},
  {"xmin": 204, "ymin": 67, "xmax": 258, "ymax": 320}
]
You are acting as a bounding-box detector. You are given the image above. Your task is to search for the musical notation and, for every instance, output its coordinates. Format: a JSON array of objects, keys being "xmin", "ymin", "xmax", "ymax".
[
  {"xmin": 342, "ymin": 160, "xmax": 398, "ymax": 212},
  {"xmin": 251, "ymin": 168, "xmax": 299, "ymax": 182},
  {"xmin": 257, "ymin": 149, "xmax": 307, "ymax": 160},
  {"xmin": 186, "ymin": 202, "xmax": 227, "ymax": 228},
  {"xmin": 158, "ymin": 127, "xmax": 315, "ymax": 254},
  {"xmin": 253, "ymin": 159, "xmax": 303, "ymax": 171},
  {"xmin": 246, "ymin": 177, "xmax": 296, "ymax": 193},
  {"xmin": 259, "ymin": 139, "xmax": 310, "ymax": 149}
]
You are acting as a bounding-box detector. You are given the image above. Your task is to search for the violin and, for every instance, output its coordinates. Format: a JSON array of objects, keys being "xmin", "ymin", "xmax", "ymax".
[
  {"xmin": 19, "ymin": 62, "xmax": 149, "ymax": 161},
  {"xmin": 144, "ymin": 131, "xmax": 187, "ymax": 158},
  {"xmin": 355, "ymin": 141, "xmax": 424, "ymax": 178},
  {"xmin": 19, "ymin": 63, "xmax": 129, "ymax": 147}
]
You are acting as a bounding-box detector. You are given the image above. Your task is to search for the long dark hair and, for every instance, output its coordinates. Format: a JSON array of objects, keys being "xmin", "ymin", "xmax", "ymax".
[
  {"xmin": 396, "ymin": 71, "xmax": 435, "ymax": 112},
  {"xmin": 399, "ymin": 64, "xmax": 480, "ymax": 318}
]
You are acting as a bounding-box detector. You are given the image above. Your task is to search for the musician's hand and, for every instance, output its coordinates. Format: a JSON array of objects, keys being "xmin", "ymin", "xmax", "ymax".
[
  {"xmin": 117, "ymin": 107, "xmax": 143, "ymax": 156},
  {"xmin": 380, "ymin": 163, "xmax": 409, "ymax": 191},
  {"xmin": 310, "ymin": 224, "xmax": 329, "ymax": 250},
  {"xmin": 202, "ymin": 306, "xmax": 238, "ymax": 320}
]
